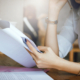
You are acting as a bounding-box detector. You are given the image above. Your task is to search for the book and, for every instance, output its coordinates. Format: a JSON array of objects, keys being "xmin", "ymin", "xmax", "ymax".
[{"xmin": 0, "ymin": 20, "xmax": 41, "ymax": 67}]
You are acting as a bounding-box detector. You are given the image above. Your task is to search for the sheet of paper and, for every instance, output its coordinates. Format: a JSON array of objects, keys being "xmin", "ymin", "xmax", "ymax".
[
  {"xmin": 0, "ymin": 71, "xmax": 53, "ymax": 80},
  {"xmin": 0, "ymin": 20, "xmax": 42, "ymax": 67}
]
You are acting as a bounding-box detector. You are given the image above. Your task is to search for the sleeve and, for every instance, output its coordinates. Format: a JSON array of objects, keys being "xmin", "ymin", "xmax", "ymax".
[{"xmin": 58, "ymin": 10, "xmax": 78, "ymax": 58}]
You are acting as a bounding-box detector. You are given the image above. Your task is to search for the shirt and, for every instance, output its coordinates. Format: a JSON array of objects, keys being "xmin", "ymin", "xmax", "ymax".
[{"xmin": 58, "ymin": 8, "xmax": 80, "ymax": 58}]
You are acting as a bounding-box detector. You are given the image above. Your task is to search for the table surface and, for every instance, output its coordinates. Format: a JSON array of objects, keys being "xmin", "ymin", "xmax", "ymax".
[{"xmin": 47, "ymin": 69, "xmax": 80, "ymax": 80}]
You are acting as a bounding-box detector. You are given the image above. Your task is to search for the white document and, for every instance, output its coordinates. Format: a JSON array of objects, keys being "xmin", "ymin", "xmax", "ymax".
[
  {"xmin": 0, "ymin": 20, "xmax": 41, "ymax": 67},
  {"xmin": 0, "ymin": 71, "xmax": 53, "ymax": 80}
]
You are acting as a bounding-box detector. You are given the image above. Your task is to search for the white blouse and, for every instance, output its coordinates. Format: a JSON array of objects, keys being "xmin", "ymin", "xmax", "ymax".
[{"xmin": 58, "ymin": 8, "xmax": 80, "ymax": 58}]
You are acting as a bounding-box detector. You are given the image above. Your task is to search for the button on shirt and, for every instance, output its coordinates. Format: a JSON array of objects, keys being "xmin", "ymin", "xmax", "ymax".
[{"xmin": 58, "ymin": 8, "xmax": 80, "ymax": 58}]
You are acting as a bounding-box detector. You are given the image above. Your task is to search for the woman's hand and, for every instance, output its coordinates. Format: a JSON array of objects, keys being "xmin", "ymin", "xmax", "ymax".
[
  {"xmin": 26, "ymin": 41, "xmax": 59, "ymax": 69},
  {"xmin": 49, "ymin": 0, "xmax": 67, "ymax": 20}
]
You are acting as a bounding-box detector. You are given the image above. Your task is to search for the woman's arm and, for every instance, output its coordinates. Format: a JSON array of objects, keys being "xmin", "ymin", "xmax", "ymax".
[
  {"xmin": 26, "ymin": 41, "xmax": 80, "ymax": 75},
  {"xmin": 57, "ymin": 57, "xmax": 80, "ymax": 75},
  {"xmin": 45, "ymin": 0, "xmax": 67, "ymax": 56}
]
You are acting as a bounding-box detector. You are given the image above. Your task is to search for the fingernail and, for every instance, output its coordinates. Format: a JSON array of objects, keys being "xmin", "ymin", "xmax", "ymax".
[{"xmin": 25, "ymin": 39, "xmax": 27, "ymax": 42}]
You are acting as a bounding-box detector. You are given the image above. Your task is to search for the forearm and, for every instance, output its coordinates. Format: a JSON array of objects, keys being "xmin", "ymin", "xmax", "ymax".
[
  {"xmin": 56, "ymin": 57, "xmax": 80, "ymax": 75},
  {"xmin": 45, "ymin": 0, "xmax": 67, "ymax": 55},
  {"xmin": 45, "ymin": 1, "xmax": 59, "ymax": 55},
  {"xmin": 45, "ymin": 24, "xmax": 59, "ymax": 55}
]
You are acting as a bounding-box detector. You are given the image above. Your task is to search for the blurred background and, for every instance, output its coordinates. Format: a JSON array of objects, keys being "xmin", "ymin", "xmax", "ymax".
[
  {"xmin": 0, "ymin": 0, "xmax": 70, "ymax": 32},
  {"xmin": 0, "ymin": 0, "xmax": 80, "ymax": 66}
]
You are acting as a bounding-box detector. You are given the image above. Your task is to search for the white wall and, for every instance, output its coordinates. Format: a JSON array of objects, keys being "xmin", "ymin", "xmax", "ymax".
[{"xmin": 0, "ymin": 0, "xmax": 24, "ymax": 31}]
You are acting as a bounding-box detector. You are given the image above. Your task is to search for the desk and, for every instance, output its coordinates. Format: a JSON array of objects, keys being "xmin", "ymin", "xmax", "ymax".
[{"xmin": 47, "ymin": 69, "xmax": 80, "ymax": 80}]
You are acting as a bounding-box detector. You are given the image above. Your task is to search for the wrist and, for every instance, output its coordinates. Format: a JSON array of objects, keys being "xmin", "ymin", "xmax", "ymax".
[{"xmin": 52, "ymin": 56, "xmax": 63, "ymax": 70}]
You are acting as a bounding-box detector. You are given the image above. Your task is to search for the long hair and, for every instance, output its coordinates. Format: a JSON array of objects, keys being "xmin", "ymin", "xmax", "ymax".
[{"xmin": 70, "ymin": 0, "xmax": 80, "ymax": 9}]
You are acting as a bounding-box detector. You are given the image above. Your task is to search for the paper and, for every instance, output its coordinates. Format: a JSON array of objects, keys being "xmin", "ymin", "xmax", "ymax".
[
  {"xmin": 0, "ymin": 20, "xmax": 41, "ymax": 67},
  {"xmin": 0, "ymin": 71, "xmax": 53, "ymax": 80}
]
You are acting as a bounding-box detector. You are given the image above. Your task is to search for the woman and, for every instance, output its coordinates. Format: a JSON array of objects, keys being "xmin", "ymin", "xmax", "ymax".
[{"xmin": 27, "ymin": 0, "xmax": 80, "ymax": 75}]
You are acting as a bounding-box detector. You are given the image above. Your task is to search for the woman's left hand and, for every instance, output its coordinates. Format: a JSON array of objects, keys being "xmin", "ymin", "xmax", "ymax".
[{"xmin": 26, "ymin": 41, "xmax": 59, "ymax": 68}]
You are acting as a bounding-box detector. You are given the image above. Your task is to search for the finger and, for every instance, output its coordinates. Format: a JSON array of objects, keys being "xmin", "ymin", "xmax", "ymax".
[
  {"xmin": 26, "ymin": 48, "xmax": 32, "ymax": 55},
  {"xmin": 30, "ymin": 53, "xmax": 38, "ymax": 64},
  {"xmin": 26, "ymin": 41, "xmax": 38, "ymax": 56},
  {"xmin": 38, "ymin": 46, "xmax": 48, "ymax": 52},
  {"xmin": 31, "ymin": 54, "xmax": 37, "ymax": 61},
  {"xmin": 25, "ymin": 48, "xmax": 37, "ymax": 61},
  {"xmin": 25, "ymin": 48, "xmax": 38, "ymax": 59}
]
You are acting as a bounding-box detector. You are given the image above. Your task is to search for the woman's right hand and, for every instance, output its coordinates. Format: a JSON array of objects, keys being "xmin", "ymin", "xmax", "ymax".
[{"xmin": 49, "ymin": 0, "xmax": 67, "ymax": 20}]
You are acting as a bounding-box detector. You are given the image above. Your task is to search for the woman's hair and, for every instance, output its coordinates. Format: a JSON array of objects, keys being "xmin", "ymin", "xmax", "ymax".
[{"xmin": 70, "ymin": 0, "xmax": 80, "ymax": 9}]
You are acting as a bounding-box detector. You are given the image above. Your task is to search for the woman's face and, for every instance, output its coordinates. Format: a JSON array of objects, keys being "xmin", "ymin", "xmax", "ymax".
[{"xmin": 75, "ymin": 0, "xmax": 80, "ymax": 4}]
